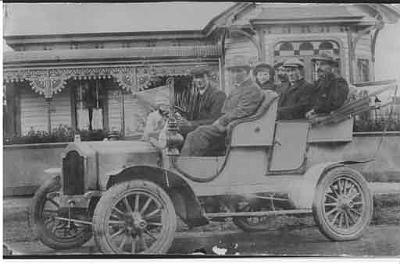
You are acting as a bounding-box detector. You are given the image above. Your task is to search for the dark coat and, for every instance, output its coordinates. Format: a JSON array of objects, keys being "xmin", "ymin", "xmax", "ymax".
[
  {"xmin": 189, "ymin": 85, "xmax": 226, "ymax": 126},
  {"xmin": 179, "ymin": 84, "xmax": 226, "ymax": 136},
  {"xmin": 257, "ymin": 80, "xmax": 276, "ymax": 91},
  {"xmin": 218, "ymin": 78, "xmax": 264, "ymax": 126},
  {"xmin": 275, "ymin": 81, "xmax": 290, "ymax": 96},
  {"xmin": 313, "ymin": 72, "xmax": 349, "ymax": 114},
  {"xmin": 278, "ymin": 79, "xmax": 315, "ymax": 120}
]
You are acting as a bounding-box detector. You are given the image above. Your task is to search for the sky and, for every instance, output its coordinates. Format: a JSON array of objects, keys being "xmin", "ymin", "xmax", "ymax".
[{"xmin": 2, "ymin": 3, "xmax": 400, "ymax": 82}]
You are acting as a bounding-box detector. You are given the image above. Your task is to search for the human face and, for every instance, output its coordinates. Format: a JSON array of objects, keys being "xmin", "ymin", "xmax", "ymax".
[
  {"xmin": 316, "ymin": 61, "xmax": 332, "ymax": 74},
  {"xmin": 286, "ymin": 67, "xmax": 301, "ymax": 83},
  {"xmin": 193, "ymin": 74, "xmax": 209, "ymax": 91},
  {"xmin": 229, "ymin": 67, "xmax": 249, "ymax": 85},
  {"xmin": 277, "ymin": 66, "xmax": 287, "ymax": 80},
  {"xmin": 256, "ymin": 70, "xmax": 270, "ymax": 84}
]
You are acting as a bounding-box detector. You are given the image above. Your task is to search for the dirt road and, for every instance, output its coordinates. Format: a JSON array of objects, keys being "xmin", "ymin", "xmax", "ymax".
[{"xmin": 5, "ymin": 225, "xmax": 400, "ymax": 256}]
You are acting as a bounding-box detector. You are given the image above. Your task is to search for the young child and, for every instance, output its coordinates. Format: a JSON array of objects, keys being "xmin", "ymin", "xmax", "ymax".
[{"xmin": 143, "ymin": 96, "xmax": 170, "ymax": 142}]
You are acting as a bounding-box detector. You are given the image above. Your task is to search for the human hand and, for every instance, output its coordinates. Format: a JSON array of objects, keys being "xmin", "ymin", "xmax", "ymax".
[{"xmin": 213, "ymin": 120, "xmax": 226, "ymax": 132}]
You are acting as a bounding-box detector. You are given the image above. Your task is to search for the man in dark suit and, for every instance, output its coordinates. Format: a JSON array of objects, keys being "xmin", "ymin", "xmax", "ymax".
[
  {"xmin": 181, "ymin": 56, "xmax": 264, "ymax": 156},
  {"xmin": 278, "ymin": 58, "xmax": 315, "ymax": 120},
  {"xmin": 306, "ymin": 53, "xmax": 349, "ymax": 119},
  {"xmin": 178, "ymin": 66, "xmax": 226, "ymax": 136}
]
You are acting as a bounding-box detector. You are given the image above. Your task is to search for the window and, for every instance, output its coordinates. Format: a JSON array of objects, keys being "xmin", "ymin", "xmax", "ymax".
[
  {"xmin": 357, "ymin": 59, "xmax": 370, "ymax": 83},
  {"xmin": 74, "ymin": 79, "xmax": 106, "ymax": 131},
  {"xmin": 274, "ymin": 40, "xmax": 341, "ymax": 82}
]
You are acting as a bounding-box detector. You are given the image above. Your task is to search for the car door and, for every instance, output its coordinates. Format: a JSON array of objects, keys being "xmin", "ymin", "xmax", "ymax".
[{"xmin": 269, "ymin": 121, "xmax": 310, "ymax": 172}]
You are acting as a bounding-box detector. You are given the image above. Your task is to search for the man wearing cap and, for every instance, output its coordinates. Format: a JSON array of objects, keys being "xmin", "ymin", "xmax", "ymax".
[
  {"xmin": 274, "ymin": 60, "xmax": 290, "ymax": 95},
  {"xmin": 178, "ymin": 66, "xmax": 226, "ymax": 136},
  {"xmin": 306, "ymin": 53, "xmax": 349, "ymax": 118},
  {"xmin": 181, "ymin": 55, "xmax": 264, "ymax": 156},
  {"xmin": 253, "ymin": 62, "xmax": 276, "ymax": 91},
  {"xmin": 278, "ymin": 58, "xmax": 315, "ymax": 120}
]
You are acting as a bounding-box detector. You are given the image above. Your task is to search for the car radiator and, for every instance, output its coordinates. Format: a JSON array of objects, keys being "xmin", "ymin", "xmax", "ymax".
[{"xmin": 62, "ymin": 150, "xmax": 85, "ymax": 195}]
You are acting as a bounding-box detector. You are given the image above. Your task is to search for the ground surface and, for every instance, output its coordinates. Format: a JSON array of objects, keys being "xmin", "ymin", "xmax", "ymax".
[{"xmin": 3, "ymin": 186, "xmax": 400, "ymax": 256}]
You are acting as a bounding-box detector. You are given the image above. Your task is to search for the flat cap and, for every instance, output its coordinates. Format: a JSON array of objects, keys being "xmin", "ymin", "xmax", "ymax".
[
  {"xmin": 311, "ymin": 52, "xmax": 336, "ymax": 64},
  {"xmin": 283, "ymin": 58, "xmax": 304, "ymax": 68}
]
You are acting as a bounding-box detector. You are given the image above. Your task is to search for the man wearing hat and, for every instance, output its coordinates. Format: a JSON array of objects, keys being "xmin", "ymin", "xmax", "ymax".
[
  {"xmin": 178, "ymin": 65, "xmax": 226, "ymax": 136},
  {"xmin": 253, "ymin": 62, "xmax": 276, "ymax": 91},
  {"xmin": 306, "ymin": 53, "xmax": 349, "ymax": 119},
  {"xmin": 277, "ymin": 58, "xmax": 315, "ymax": 120},
  {"xmin": 273, "ymin": 60, "xmax": 290, "ymax": 95},
  {"xmin": 181, "ymin": 55, "xmax": 264, "ymax": 156}
]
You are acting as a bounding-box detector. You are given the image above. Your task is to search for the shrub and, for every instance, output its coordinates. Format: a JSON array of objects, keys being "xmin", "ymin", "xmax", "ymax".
[{"xmin": 3, "ymin": 125, "xmax": 109, "ymax": 145}]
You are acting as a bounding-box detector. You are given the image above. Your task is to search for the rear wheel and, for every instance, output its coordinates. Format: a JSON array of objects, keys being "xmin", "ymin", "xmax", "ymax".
[
  {"xmin": 312, "ymin": 167, "xmax": 373, "ymax": 241},
  {"xmin": 92, "ymin": 180, "xmax": 176, "ymax": 254},
  {"xmin": 29, "ymin": 175, "xmax": 92, "ymax": 249}
]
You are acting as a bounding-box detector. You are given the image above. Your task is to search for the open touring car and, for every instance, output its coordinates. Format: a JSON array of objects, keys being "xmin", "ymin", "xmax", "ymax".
[{"xmin": 30, "ymin": 77, "xmax": 397, "ymax": 254}]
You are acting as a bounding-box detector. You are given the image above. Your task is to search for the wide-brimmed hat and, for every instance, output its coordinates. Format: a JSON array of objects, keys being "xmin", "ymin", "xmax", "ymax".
[
  {"xmin": 225, "ymin": 55, "xmax": 251, "ymax": 70},
  {"xmin": 311, "ymin": 52, "xmax": 336, "ymax": 64},
  {"xmin": 190, "ymin": 65, "xmax": 211, "ymax": 77},
  {"xmin": 283, "ymin": 58, "xmax": 304, "ymax": 68}
]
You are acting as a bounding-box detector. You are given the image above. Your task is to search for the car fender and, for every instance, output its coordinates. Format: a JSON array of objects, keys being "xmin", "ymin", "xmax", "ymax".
[
  {"xmin": 103, "ymin": 165, "xmax": 208, "ymax": 227},
  {"xmin": 288, "ymin": 162, "xmax": 346, "ymax": 209}
]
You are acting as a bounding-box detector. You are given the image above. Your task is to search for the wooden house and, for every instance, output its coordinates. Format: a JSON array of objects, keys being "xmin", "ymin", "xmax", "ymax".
[{"xmin": 4, "ymin": 3, "xmax": 400, "ymax": 139}]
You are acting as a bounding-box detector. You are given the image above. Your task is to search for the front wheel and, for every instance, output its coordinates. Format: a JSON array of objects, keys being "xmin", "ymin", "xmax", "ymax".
[
  {"xmin": 92, "ymin": 180, "xmax": 177, "ymax": 254},
  {"xmin": 312, "ymin": 167, "xmax": 373, "ymax": 241},
  {"xmin": 29, "ymin": 175, "xmax": 92, "ymax": 249}
]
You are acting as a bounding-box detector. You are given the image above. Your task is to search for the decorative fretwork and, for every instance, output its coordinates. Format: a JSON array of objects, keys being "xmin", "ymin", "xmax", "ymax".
[{"xmin": 4, "ymin": 64, "xmax": 213, "ymax": 98}]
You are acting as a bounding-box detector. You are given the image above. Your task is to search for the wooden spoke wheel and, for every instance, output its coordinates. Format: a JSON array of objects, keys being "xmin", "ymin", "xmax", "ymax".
[
  {"xmin": 312, "ymin": 167, "xmax": 373, "ymax": 241},
  {"xmin": 92, "ymin": 180, "xmax": 176, "ymax": 254},
  {"xmin": 29, "ymin": 176, "xmax": 92, "ymax": 249}
]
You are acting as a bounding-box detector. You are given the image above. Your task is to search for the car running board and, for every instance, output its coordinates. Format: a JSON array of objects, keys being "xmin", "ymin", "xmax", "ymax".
[{"xmin": 204, "ymin": 209, "xmax": 312, "ymax": 219}]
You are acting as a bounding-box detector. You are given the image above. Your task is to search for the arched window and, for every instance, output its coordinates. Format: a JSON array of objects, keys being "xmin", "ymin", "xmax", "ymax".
[
  {"xmin": 319, "ymin": 41, "xmax": 333, "ymax": 50},
  {"xmin": 279, "ymin": 42, "xmax": 294, "ymax": 51},
  {"xmin": 299, "ymin": 42, "xmax": 314, "ymax": 56},
  {"xmin": 299, "ymin": 42, "xmax": 313, "ymax": 50}
]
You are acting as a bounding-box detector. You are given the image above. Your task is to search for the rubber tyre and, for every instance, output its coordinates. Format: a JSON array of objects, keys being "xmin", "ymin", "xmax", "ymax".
[
  {"xmin": 29, "ymin": 175, "xmax": 93, "ymax": 249},
  {"xmin": 312, "ymin": 167, "xmax": 373, "ymax": 241},
  {"xmin": 92, "ymin": 180, "xmax": 177, "ymax": 254}
]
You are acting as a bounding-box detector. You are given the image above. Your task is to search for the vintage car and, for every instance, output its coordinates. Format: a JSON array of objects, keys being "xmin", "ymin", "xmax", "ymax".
[{"xmin": 30, "ymin": 78, "xmax": 383, "ymax": 254}]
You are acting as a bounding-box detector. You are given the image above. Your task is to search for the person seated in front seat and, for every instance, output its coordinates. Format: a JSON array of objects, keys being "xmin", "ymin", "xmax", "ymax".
[
  {"xmin": 178, "ymin": 66, "xmax": 226, "ymax": 137},
  {"xmin": 180, "ymin": 55, "xmax": 264, "ymax": 156},
  {"xmin": 277, "ymin": 58, "xmax": 315, "ymax": 120}
]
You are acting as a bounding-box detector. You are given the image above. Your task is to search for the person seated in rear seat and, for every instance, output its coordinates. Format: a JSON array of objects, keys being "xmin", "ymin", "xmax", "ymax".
[
  {"xmin": 277, "ymin": 58, "xmax": 315, "ymax": 120},
  {"xmin": 306, "ymin": 53, "xmax": 349, "ymax": 120},
  {"xmin": 180, "ymin": 55, "xmax": 265, "ymax": 156}
]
